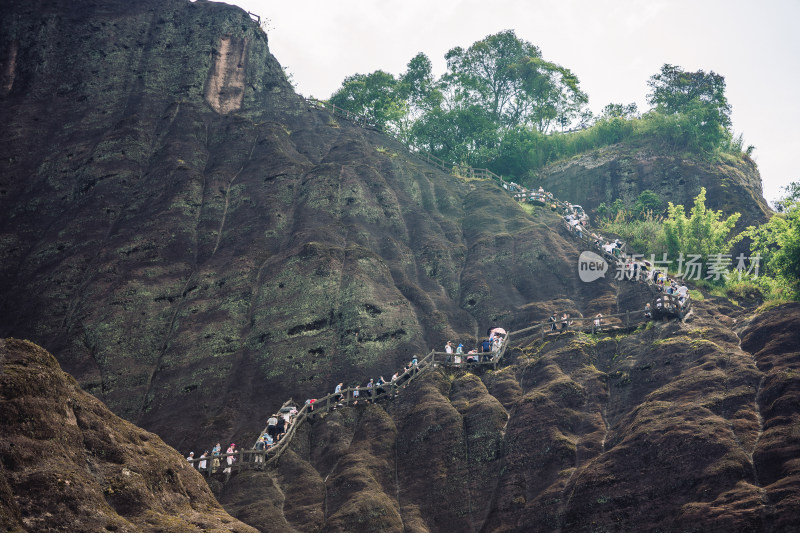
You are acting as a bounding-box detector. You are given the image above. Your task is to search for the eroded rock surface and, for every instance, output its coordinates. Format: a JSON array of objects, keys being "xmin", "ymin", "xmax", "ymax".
[
  {"xmin": 213, "ymin": 303, "xmax": 799, "ymax": 532},
  {"xmin": 0, "ymin": 338, "xmax": 257, "ymax": 533},
  {"xmin": 0, "ymin": 0, "xmax": 612, "ymax": 448},
  {"xmin": 1, "ymin": 0, "xmax": 799, "ymax": 532},
  {"xmin": 538, "ymin": 144, "xmax": 771, "ymax": 234}
]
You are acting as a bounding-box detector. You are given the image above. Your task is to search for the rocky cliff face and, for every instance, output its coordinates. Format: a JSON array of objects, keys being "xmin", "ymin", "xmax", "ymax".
[
  {"xmin": 2, "ymin": 0, "xmax": 799, "ymax": 532},
  {"xmin": 537, "ymin": 144, "xmax": 771, "ymax": 231},
  {"xmin": 0, "ymin": 0, "xmax": 610, "ymax": 449},
  {"xmin": 213, "ymin": 302, "xmax": 800, "ymax": 532},
  {"xmin": 0, "ymin": 338, "xmax": 257, "ymax": 533}
]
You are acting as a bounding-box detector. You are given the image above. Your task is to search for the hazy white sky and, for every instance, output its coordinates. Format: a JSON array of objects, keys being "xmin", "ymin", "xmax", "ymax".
[{"xmin": 226, "ymin": 0, "xmax": 799, "ymax": 204}]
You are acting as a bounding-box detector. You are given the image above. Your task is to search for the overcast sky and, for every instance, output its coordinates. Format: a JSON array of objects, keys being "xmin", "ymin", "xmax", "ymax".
[{"xmin": 226, "ymin": 0, "xmax": 799, "ymax": 205}]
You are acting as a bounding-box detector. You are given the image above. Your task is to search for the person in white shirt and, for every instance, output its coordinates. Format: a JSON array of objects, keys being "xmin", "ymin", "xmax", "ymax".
[
  {"xmin": 267, "ymin": 415, "xmax": 278, "ymax": 440},
  {"xmin": 492, "ymin": 336, "xmax": 503, "ymax": 352},
  {"xmin": 334, "ymin": 382, "xmax": 343, "ymax": 402},
  {"xmin": 677, "ymin": 284, "xmax": 690, "ymax": 306}
]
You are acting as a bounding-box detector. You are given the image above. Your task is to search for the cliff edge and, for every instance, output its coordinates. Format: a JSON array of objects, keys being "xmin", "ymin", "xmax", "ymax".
[{"xmin": 0, "ymin": 338, "xmax": 257, "ymax": 533}]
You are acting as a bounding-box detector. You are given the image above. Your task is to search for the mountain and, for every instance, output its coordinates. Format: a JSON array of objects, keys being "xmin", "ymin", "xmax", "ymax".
[
  {"xmin": 1, "ymin": 0, "xmax": 799, "ymax": 531},
  {"xmin": 0, "ymin": 0, "xmax": 608, "ymax": 445},
  {"xmin": 0, "ymin": 338, "xmax": 257, "ymax": 533}
]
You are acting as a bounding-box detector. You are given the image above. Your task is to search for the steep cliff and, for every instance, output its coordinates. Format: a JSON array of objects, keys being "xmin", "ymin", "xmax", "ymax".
[
  {"xmin": 2, "ymin": 0, "xmax": 799, "ymax": 532},
  {"xmin": 0, "ymin": 338, "xmax": 257, "ymax": 533},
  {"xmin": 537, "ymin": 144, "xmax": 771, "ymax": 231},
  {"xmin": 0, "ymin": 0, "xmax": 610, "ymax": 448}
]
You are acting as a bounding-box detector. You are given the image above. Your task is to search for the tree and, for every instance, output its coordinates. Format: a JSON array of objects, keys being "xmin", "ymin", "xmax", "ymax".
[
  {"xmin": 646, "ymin": 64, "xmax": 731, "ymax": 153},
  {"xmin": 517, "ymin": 57, "xmax": 588, "ymax": 132},
  {"xmin": 578, "ymin": 109, "xmax": 595, "ymax": 128},
  {"xmin": 393, "ymin": 53, "xmax": 442, "ymax": 144},
  {"xmin": 663, "ymin": 188, "xmax": 741, "ymax": 275},
  {"xmin": 597, "ymin": 199, "xmax": 626, "ymax": 221},
  {"xmin": 397, "ymin": 53, "xmax": 441, "ymax": 116},
  {"xmin": 329, "ymin": 31, "xmax": 590, "ymax": 171},
  {"xmin": 775, "ymin": 180, "xmax": 800, "ymax": 213},
  {"xmin": 443, "ymin": 30, "xmax": 541, "ymax": 127},
  {"xmin": 411, "ymin": 105, "xmax": 499, "ymax": 167},
  {"xmin": 633, "ymin": 190, "xmax": 662, "ymax": 217},
  {"xmin": 739, "ymin": 181, "xmax": 800, "ymax": 292},
  {"xmin": 647, "ymin": 64, "xmax": 730, "ymax": 122},
  {"xmin": 328, "ymin": 70, "xmax": 405, "ymax": 132},
  {"xmin": 600, "ymin": 102, "xmax": 639, "ymax": 120},
  {"xmin": 443, "ymin": 30, "xmax": 587, "ymax": 133}
]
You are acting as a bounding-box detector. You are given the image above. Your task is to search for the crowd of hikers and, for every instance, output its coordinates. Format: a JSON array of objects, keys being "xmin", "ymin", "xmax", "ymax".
[
  {"xmin": 186, "ymin": 405, "xmax": 301, "ymax": 473},
  {"xmin": 252, "ymin": 406, "xmax": 298, "ymax": 458},
  {"xmin": 307, "ymin": 328, "xmax": 508, "ymax": 411},
  {"xmin": 185, "ymin": 442, "xmax": 239, "ymax": 474},
  {"xmin": 548, "ymin": 312, "xmax": 576, "ymax": 332},
  {"xmin": 185, "ymin": 327, "xmax": 511, "ymax": 470},
  {"xmin": 185, "ymin": 181, "xmax": 692, "ymax": 472},
  {"xmin": 506, "ymin": 181, "xmax": 693, "ymax": 325},
  {"xmin": 546, "ymin": 187, "xmax": 692, "ymax": 317},
  {"xmin": 444, "ymin": 327, "xmax": 506, "ymax": 363}
]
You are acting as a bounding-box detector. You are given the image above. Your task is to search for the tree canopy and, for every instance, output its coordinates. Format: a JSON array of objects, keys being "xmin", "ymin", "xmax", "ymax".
[
  {"xmin": 645, "ymin": 64, "xmax": 732, "ymax": 153},
  {"xmin": 442, "ymin": 31, "xmax": 587, "ymax": 133},
  {"xmin": 327, "ymin": 37, "xmax": 743, "ymax": 179},
  {"xmin": 647, "ymin": 64, "xmax": 730, "ymax": 122},
  {"xmin": 329, "ymin": 70, "xmax": 404, "ymax": 132},
  {"xmin": 443, "ymin": 30, "xmax": 541, "ymax": 127},
  {"xmin": 739, "ymin": 181, "xmax": 800, "ymax": 293},
  {"xmin": 599, "ymin": 102, "xmax": 639, "ymax": 120},
  {"xmin": 327, "ymin": 30, "xmax": 588, "ymax": 166}
]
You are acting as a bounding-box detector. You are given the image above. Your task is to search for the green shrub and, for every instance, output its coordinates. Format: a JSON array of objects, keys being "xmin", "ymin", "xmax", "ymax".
[{"xmin": 598, "ymin": 209, "xmax": 668, "ymax": 258}]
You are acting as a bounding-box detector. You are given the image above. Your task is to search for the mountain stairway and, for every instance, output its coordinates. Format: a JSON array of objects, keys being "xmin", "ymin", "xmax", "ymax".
[{"xmin": 186, "ymin": 99, "xmax": 692, "ymax": 479}]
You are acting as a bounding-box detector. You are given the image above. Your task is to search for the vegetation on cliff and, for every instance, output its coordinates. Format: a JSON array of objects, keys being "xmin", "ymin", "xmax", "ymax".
[
  {"xmin": 738, "ymin": 181, "xmax": 800, "ymax": 297},
  {"xmin": 328, "ymin": 32, "xmax": 750, "ymax": 182},
  {"xmin": 328, "ymin": 28, "xmax": 781, "ymax": 301},
  {"xmin": 599, "ymin": 187, "xmax": 740, "ymax": 267},
  {"xmin": 597, "ymin": 183, "xmax": 800, "ymax": 302}
]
